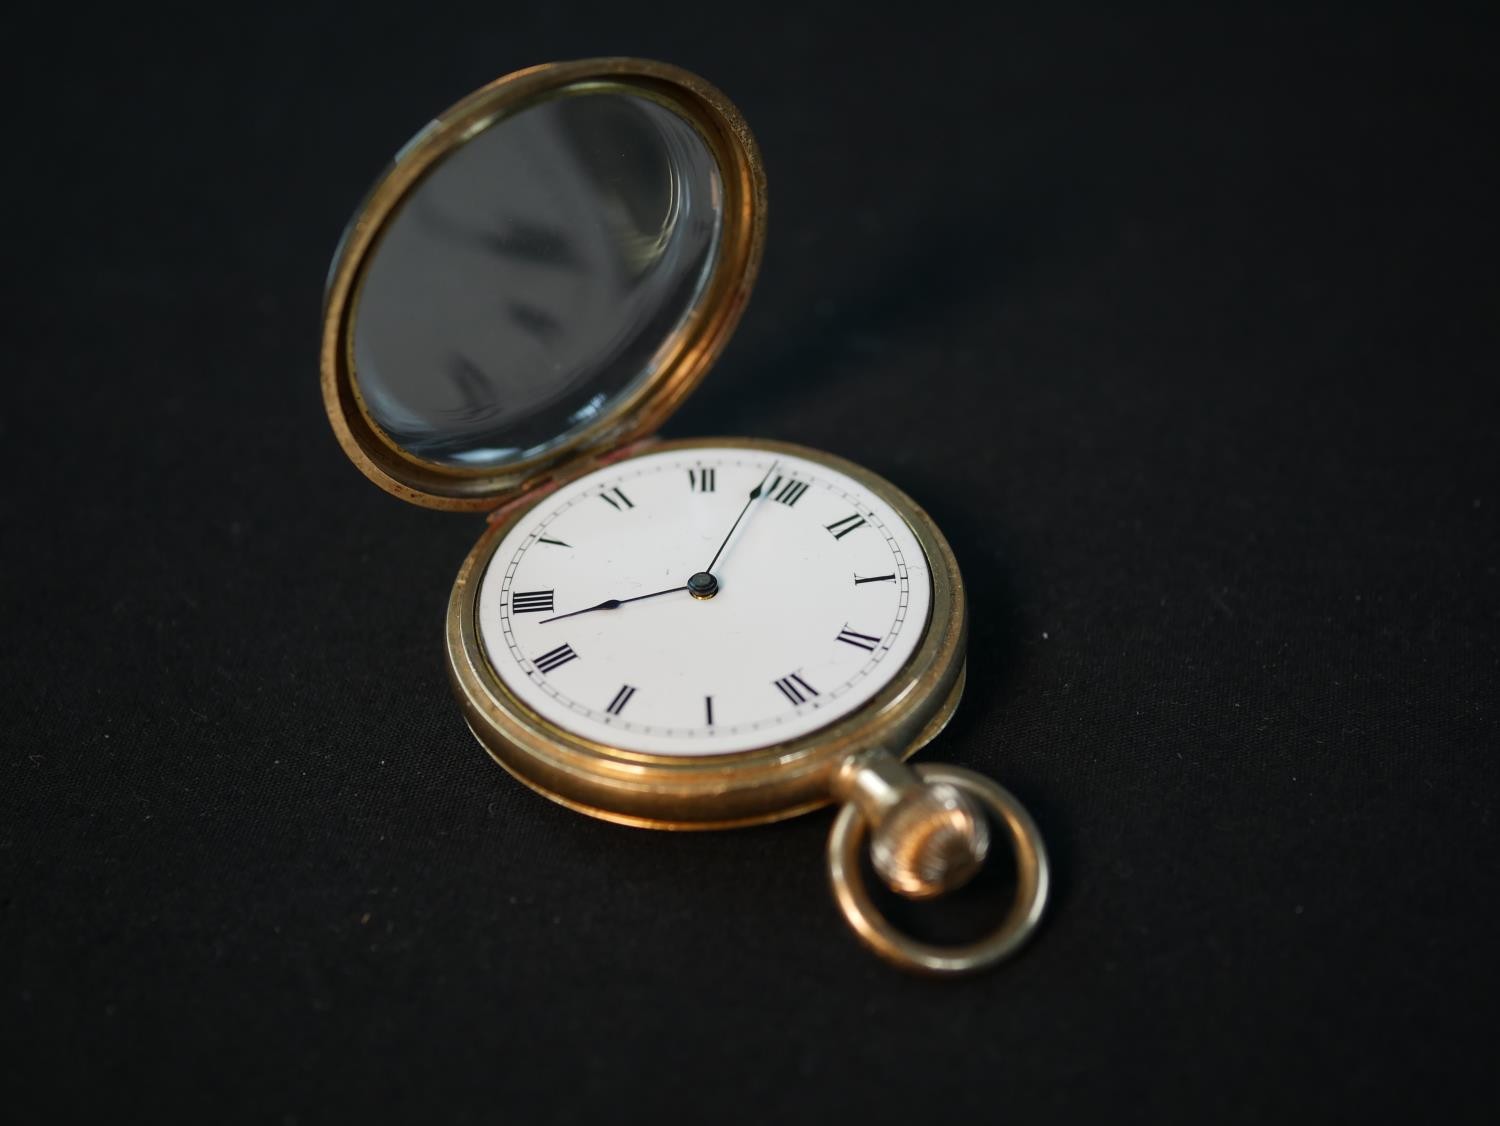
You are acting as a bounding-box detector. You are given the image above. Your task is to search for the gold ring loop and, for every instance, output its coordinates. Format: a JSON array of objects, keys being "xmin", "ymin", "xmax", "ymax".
[{"xmin": 827, "ymin": 765, "xmax": 1049, "ymax": 975}]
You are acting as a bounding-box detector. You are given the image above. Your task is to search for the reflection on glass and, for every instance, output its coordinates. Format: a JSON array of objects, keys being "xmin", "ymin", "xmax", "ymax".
[{"xmin": 350, "ymin": 93, "xmax": 723, "ymax": 468}]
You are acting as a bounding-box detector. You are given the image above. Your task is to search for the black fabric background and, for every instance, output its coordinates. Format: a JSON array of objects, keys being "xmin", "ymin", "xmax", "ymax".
[{"xmin": 4, "ymin": 3, "xmax": 1497, "ymax": 1122}]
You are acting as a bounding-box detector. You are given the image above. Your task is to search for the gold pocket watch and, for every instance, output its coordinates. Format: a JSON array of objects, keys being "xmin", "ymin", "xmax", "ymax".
[{"xmin": 321, "ymin": 57, "xmax": 1049, "ymax": 975}]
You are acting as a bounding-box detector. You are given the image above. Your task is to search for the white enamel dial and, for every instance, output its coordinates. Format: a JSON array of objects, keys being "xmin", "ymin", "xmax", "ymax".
[{"xmin": 475, "ymin": 446, "xmax": 933, "ymax": 755}]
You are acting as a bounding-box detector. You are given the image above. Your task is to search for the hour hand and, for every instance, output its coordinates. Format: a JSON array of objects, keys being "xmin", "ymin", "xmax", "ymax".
[{"xmin": 540, "ymin": 584, "xmax": 687, "ymax": 624}]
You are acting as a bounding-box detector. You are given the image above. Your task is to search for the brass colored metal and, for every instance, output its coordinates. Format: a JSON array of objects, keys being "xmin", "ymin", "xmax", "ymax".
[
  {"xmin": 325, "ymin": 59, "xmax": 1050, "ymax": 974},
  {"xmin": 320, "ymin": 58, "xmax": 768, "ymax": 511},
  {"xmin": 828, "ymin": 764, "xmax": 1050, "ymax": 975},
  {"xmin": 446, "ymin": 437, "xmax": 968, "ymax": 829},
  {"xmin": 833, "ymin": 748, "xmax": 992, "ymax": 899}
]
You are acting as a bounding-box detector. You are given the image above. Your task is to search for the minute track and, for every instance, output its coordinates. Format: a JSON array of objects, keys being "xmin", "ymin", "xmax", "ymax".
[{"xmin": 477, "ymin": 446, "xmax": 929, "ymax": 755}]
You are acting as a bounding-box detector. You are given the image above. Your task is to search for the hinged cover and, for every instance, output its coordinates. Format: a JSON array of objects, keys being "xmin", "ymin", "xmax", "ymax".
[{"xmin": 321, "ymin": 58, "xmax": 766, "ymax": 510}]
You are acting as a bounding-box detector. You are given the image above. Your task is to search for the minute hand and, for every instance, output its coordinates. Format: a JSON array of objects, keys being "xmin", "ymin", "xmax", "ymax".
[{"xmin": 702, "ymin": 461, "xmax": 779, "ymax": 575}]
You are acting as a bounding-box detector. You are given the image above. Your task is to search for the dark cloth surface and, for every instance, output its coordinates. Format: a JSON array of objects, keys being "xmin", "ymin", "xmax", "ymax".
[{"xmin": 4, "ymin": 3, "xmax": 1496, "ymax": 1122}]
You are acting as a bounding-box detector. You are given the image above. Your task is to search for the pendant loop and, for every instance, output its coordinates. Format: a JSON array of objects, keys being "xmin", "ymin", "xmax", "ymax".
[{"xmin": 827, "ymin": 764, "xmax": 1049, "ymax": 976}]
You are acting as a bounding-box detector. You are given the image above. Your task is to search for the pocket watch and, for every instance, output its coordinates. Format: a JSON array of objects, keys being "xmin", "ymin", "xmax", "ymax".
[{"xmin": 320, "ymin": 57, "xmax": 1049, "ymax": 974}]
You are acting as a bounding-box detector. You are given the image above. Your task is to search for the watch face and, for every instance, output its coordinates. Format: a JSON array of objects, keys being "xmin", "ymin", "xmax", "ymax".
[{"xmin": 475, "ymin": 445, "xmax": 934, "ymax": 755}]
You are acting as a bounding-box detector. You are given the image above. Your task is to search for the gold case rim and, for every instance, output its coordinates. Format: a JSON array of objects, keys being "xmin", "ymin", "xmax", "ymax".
[
  {"xmin": 444, "ymin": 437, "xmax": 969, "ymax": 829},
  {"xmin": 320, "ymin": 58, "xmax": 768, "ymax": 511}
]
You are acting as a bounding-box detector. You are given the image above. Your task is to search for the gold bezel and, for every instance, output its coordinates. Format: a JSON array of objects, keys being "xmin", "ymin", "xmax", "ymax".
[
  {"xmin": 320, "ymin": 59, "xmax": 768, "ymax": 511},
  {"xmin": 444, "ymin": 438, "xmax": 969, "ymax": 828}
]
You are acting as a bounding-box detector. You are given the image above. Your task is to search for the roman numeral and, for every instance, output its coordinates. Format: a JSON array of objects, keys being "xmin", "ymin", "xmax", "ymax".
[
  {"xmin": 688, "ymin": 467, "xmax": 716, "ymax": 492},
  {"xmin": 854, "ymin": 573, "xmax": 896, "ymax": 585},
  {"xmin": 537, "ymin": 536, "xmax": 571, "ymax": 547},
  {"xmin": 510, "ymin": 590, "xmax": 555, "ymax": 614},
  {"xmin": 836, "ymin": 626, "xmax": 883, "ymax": 651},
  {"xmin": 825, "ymin": 513, "xmax": 867, "ymax": 540},
  {"xmin": 533, "ymin": 643, "xmax": 578, "ymax": 674},
  {"xmin": 705, "ymin": 696, "xmax": 715, "ymax": 725},
  {"xmin": 773, "ymin": 672, "xmax": 819, "ymax": 705},
  {"xmin": 767, "ymin": 475, "xmax": 809, "ymax": 507},
  {"xmin": 599, "ymin": 486, "xmax": 634, "ymax": 511},
  {"xmin": 605, "ymin": 684, "xmax": 636, "ymax": 716}
]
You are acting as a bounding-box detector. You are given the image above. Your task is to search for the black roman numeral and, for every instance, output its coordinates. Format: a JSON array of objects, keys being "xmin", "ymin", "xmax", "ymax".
[
  {"xmin": 688, "ymin": 468, "xmax": 716, "ymax": 492},
  {"xmin": 854, "ymin": 573, "xmax": 896, "ymax": 585},
  {"xmin": 836, "ymin": 626, "xmax": 882, "ymax": 651},
  {"xmin": 767, "ymin": 475, "xmax": 809, "ymax": 507},
  {"xmin": 705, "ymin": 696, "xmax": 715, "ymax": 725},
  {"xmin": 511, "ymin": 590, "xmax": 555, "ymax": 614},
  {"xmin": 599, "ymin": 487, "xmax": 634, "ymax": 511},
  {"xmin": 605, "ymin": 684, "xmax": 636, "ymax": 716},
  {"xmin": 534, "ymin": 644, "xmax": 579, "ymax": 674},
  {"xmin": 825, "ymin": 513, "xmax": 867, "ymax": 540},
  {"xmin": 773, "ymin": 672, "xmax": 819, "ymax": 705}
]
